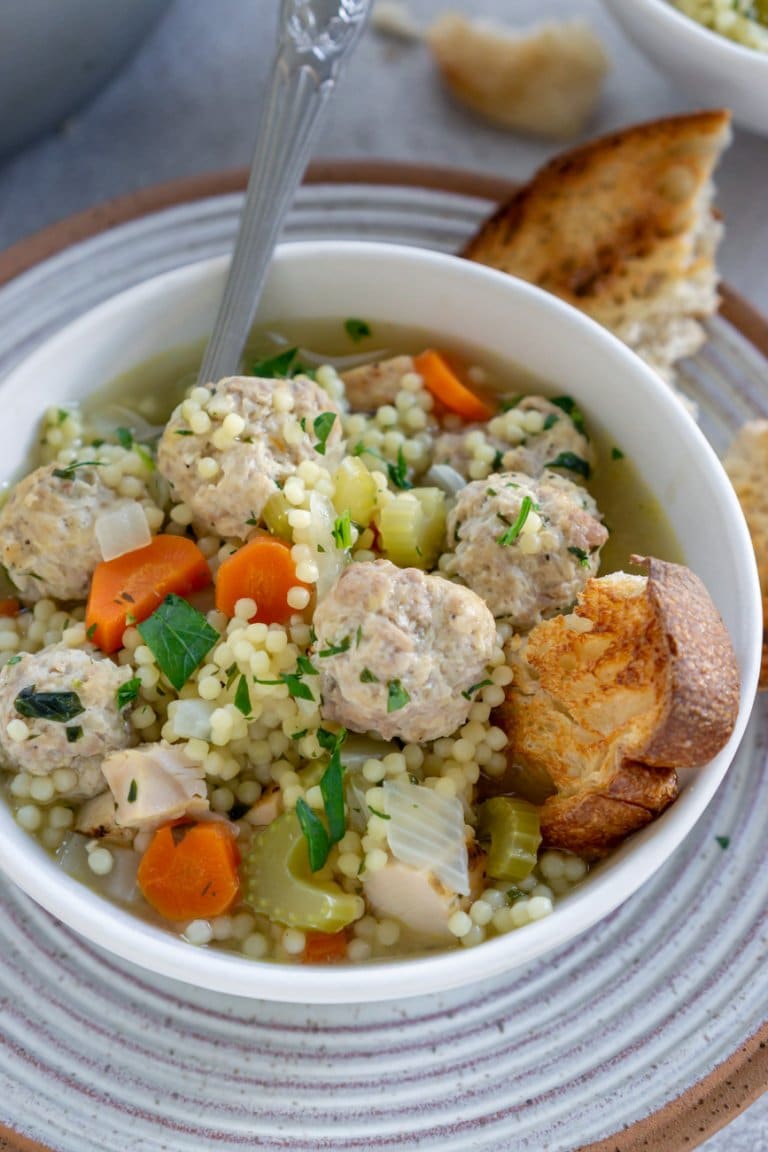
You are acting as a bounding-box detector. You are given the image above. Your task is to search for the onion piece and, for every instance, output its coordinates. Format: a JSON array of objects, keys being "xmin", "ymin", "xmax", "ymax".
[
  {"xmin": 308, "ymin": 490, "xmax": 349, "ymax": 599},
  {"xmin": 383, "ymin": 777, "xmax": 469, "ymax": 895},
  {"xmin": 168, "ymin": 698, "xmax": 217, "ymax": 740},
  {"xmin": 94, "ymin": 502, "xmax": 151, "ymax": 562},
  {"xmin": 423, "ymin": 463, "xmax": 467, "ymax": 495}
]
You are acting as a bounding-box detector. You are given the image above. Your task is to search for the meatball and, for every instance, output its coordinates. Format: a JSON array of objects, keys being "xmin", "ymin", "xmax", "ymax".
[
  {"xmin": 312, "ymin": 559, "xmax": 496, "ymax": 742},
  {"xmin": 157, "ymin": 374, "xmax": 343, "ymax": 538},
  {"xmin": 341, "ymin": 355, "xmax": 415, "ymax": 413},
  {"xmin": 444, "ymin": 470, "xmax": 608, "ymax": 627},
  {"xmin": 432, "ymin": 395, "xmax": 593, "ymax": 482},
  {"xmin": 0, "ymin": 462, "xmax": 134, "ymax": 603},
  {"xmin": 0, "ymin": 644, "xmax": 136, "ymax": 799}
]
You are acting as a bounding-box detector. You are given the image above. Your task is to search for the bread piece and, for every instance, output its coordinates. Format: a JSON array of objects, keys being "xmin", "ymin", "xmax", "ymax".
[
  {"xmin": 722, "ymin": 420, "xmax": 768, "ymax": 688},
  {"xmin": 463, "ymin": 111, "xmax": 732, "ymax": 385},
  {"xmin": 494, "ymin": 557, "xmax": 739, "ymax": 858},
  {"xmin": 426, "ymin": 14, "xmax": 609, "ymax": 140}
]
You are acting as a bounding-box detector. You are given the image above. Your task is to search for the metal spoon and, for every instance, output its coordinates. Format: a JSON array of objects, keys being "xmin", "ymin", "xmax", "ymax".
[{"xmin": 197, "ymin": 0, "xmax": 372, "ymax": 386}]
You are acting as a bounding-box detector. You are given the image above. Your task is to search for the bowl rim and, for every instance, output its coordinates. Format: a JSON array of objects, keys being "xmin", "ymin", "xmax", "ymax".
[
  {"xmin": 605, "ymin": 0, "xmax": 768, "ymax": 68},
  {"xmin": 0, "ymin": 238, "xmax": 760, "ymax": 1003}
]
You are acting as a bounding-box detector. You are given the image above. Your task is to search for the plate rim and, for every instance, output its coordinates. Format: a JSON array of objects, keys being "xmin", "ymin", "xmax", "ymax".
[{"xmin": 0, "ymin": 159, "xmax": 766, "ymax": 1152}]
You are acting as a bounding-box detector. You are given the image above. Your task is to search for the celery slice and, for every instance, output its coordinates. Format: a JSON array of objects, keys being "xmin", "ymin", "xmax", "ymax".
[
  {"xmin": 478, "ymin": 797, "xmax": 542, "ymax": 882},
  {"xmin": 245, "ymin": 811, "xmax": 364, "ymax": 932}
]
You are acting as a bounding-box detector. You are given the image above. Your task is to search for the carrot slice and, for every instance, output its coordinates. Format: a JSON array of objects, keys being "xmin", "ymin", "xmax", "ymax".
[
  {"xmin": 301, "ymin": 929, "xmax": 350, "ymax": 964},
  {"xmin": 137, "ymin": 821, "xmax": 240, "ymax": 922},
  {"xmin": 86, "ymin": 534, "xmax": 211, "ymax": 654},
  {"xmin": 215, "ymin": 535, "xmax": 309, "ymax": 625},
  {"xmin": 0, "ymin": 598, "xmax": 20, "ymax": 617},
  {"xmin": 413, "ymin": 349, "xmax": 494, "ymax": 422}
]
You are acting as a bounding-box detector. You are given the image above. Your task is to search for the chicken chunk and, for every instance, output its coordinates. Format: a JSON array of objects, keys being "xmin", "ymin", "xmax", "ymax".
[
  {"xmin": 432, "ymin": 395, "xmax": 593, "ymax": 483},
  {"xmin": 312, "ymin": 559, "xmax": 496, "ymax": 742},
  {"xmin": 157, "ymin": 374, "xmax": 343, "ymax": 538},
  {"xmin": 0, "ymin": 461, "xmax": 147, "ymax": 602},
  {"xmin": 0, "ymin": 644, "xmax": 136, "ymax": 800},
  {"xmin": 444, "ymin": 470, "xmax": 607, "ymax": 627},
  {"xmin": 75, "ymin": 791, "xmax": 134, "ymax": 845},
  {"xmin": 101, "ymin": 742, "xmax": 209, "ymax": 829},
  {"xmin": 363, "ymin": 860, "xmax": 463, "ymax": 942}
]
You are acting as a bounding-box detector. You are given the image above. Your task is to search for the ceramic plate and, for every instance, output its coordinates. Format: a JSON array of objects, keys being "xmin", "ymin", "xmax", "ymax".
[{"xmin": 0, "ymin": 166, "xmax": 767, "ymax": 1152}]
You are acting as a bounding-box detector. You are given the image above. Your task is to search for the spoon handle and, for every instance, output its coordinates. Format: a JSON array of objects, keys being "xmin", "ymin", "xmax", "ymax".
[{"xmin": 198, "ymin": 0, "xmax": 371, "ymax": 386}]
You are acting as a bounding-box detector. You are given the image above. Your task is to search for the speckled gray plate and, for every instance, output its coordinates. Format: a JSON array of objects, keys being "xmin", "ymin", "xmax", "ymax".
[{"xmin": 0, "ymin": 165, "xmax": 767, "ymax": 1152}]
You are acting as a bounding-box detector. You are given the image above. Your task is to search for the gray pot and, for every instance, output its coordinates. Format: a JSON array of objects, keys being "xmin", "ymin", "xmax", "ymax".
[{"xmin": 0, "ymin": 0, "xmax": 171, "ymax": 160}]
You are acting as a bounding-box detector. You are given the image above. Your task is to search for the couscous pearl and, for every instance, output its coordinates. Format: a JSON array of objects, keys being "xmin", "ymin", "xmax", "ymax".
[
  {"xmin": 364, "ymin": 848, "xmax": 388, "ymax": 873},
  {"xmin": 338, "ymin": 830, "xmax": 361, "ymax": 854},
  {"xmin": 375, "ymin": 919, "xmax": 401, "ymax": 947},
  {"xmin": 481, "ymin": 888, "xmax": 507, "ymax": 910},
  {"xmin": 518, "ymin": 874, "xmax": 537, "ymax": 893},
  {"xmin": 451, "ymin": 738, "xmax": 475, "ymax": 764},
  {"xmin": 304, "ymin": 785, "xmax": 324, "ymax": 810},
  {"xmin": 527, "ymin": 896, "xmax": 554, "ymax": 921},
  {"xmin": 338, "ymin": 852, "xmax": 362, "ymax": 878},
  {"xmin": 510, "ymin": 902, "xmax": 531, "ymax": 928},
  {"xmin": 230, "ymin": 913, "xmax": 256, "ymax": 940},
  {"xmin": 448, "ymin": 910, "xmax": 473, "ymax": 938},
  {"xmin": 197, "ymin": 457, "xmax": 219, "ymax": 480},
  {"xmin": 234, "ymin": 597, "xmax": 258, "ymax": 620},
  {"xmin": 460, "ymin": 924, "xmax": 485, "ymax": 948},
  {"xmin": 282, "ymin": 784, "xmax": 304, "ymax": 809},
  {"xmin": 295, "ymin": 562, "xmax": 319, "ymax": 584},
  {"xmin": 49, "ymin": 806, "xmax": 74, "ymax": 830},
  {"xmin": 469, "ymin": 900, "xmax": 494, "ymax": 926},
  {"xmin": 29, "ymin": 777, "xmax": 55, "ymax": 803},
  {"xmin": 133, "ymin": 645, "xmax": 155, "ymax": 666},
  {"xmin": 362, "ymin": 758, "xmax": 386, "ymax": 784},
  {"xmin": 0, "ymin": 634, "xmax": 19, "ymax": 652},
  {"xmin": 41, "ymin": 827, "xmax": 64, "ymax": 851},
  {"xmin": 88, "ymin": 848, "xmax": 114, "ymax": 876},
  {"xmin": 185, "ymin": 739, "xmax": 209, "ymax": 762},
  {"xmin": 16, "ymin": 805, "xmax": 42, "ymax": 832},
  {"xmin": 564, "ymin": 856, "xmax": 588, "ymax": 883},
  {"xmin": 9, "ymin": 773, "xmax": 32, "ymax": 798},
  {"xmin": 236, "ymin": 780, "xmax": 262, "ymax": 805},
  {"xmin": 286, "ymin": 586, "xmax": 311, "ymax": 610},
  {"xmin": 190, "ymin": 411, "xmax": 211, "ymax": 435},
  {"xmin": 53, "ymin": 767, "xmax": 79, "ymax": 793},
  {"xmin": 184, "ymin": 919, "xmax": 213, "ymax": 946},
  {"xmin": 282, "ymin": 929, "xmax": 306, "ymax": 955},
  {"xmin": 354, "ymin": 916, "xmax": 377, "ymax": 939},
  {"xmin": 539, "ymin": 852, "xmax": 566, "ymax": 881},
  {"xmin": 492, "ymin": 907, "xmax": 514, "ymax": 933},
  {"xmin": 6, "ymin": 719, "xmax": 29, "ymax": 743},
  {"xmin": 347, "ymin": 938, "xmax": 370, "ymax": 963},
  {"xmin": 211, "ymin": 787, "xmax": 235, "ymax": 812},
  {"xmin": 242, "ymin": 932, "xmax": 269, "ymax": 958},
  {"xmin": 211, "ymin": 916, "xmax": 233, "ymax": 941},
  {"xmin": 531, "ymin": 884, "xmax": 554, "ymax": 901}
]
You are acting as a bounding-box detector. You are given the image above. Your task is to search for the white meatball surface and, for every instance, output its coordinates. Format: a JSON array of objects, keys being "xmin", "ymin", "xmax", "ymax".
[
  {"xmin": 445, "ymin": 470, "xmax": 608, "ymax": 627},
  {"xmin": 0, "ymin": 463, "xmax": 134, "ymax": 602},
  {"xmin": 312, "ymin": 559, "xmax": 496, "ymax": 743},
  {"xmin": 157, "ymin": 374, "xmax": 343, "ymax": 538},
  {"xmin": 0, "ymin": 644, "xmax": 136, "ymax": 799}
]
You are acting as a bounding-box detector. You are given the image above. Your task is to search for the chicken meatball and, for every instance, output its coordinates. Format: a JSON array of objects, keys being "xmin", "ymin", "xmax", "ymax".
[
  {"xmin": 0, "ymin": 644, "xmax": 136, "ymax": 799},
  {"xmin": 312, "ymin": 559, "xmax": 496, "ymax": 742},
  {"xmin": 432, "ymin": 395, "xmax": 593, "ymax": 483},
  {"xmin": 0, "ymin": 462, "xmax": 140, "ymax": 603},
  {"xmin": 157, "ymin": 374, "xmax": 344, "ymax": 538},
  {"xmin": 444, "ymin": 470, "xmax": 608, "ymax": 627}
]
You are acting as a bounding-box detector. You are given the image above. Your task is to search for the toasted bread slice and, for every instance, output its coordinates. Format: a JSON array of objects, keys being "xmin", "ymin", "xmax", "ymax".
[
  {"xmin": 494, "ymin": 557, "xmax": 739, "ymax": 858},
  {"xmin": 722, "ymin": 420, "xmax": 768, "ymax": 688},
  {"xmin": 463, "ymin": 111, "xmax": 732, "ymax": 385},
  {"xmin": 426, "ymin": 14, "xmax": 609, "ymax": 140}
]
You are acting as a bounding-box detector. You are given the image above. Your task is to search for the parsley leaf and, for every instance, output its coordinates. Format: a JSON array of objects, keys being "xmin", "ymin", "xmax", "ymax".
[
  {"xmin": 137, "ymin": 595, "xmax": 219, "ymax": 691},
  {"xmin": 320, "ymin": 746, "xmax": 346, "ymax": 844},
  {"xmin": 387, "ymin": 679, "xmax": 410, "ymax": 712},
  {"xmin": 318, "ymin": 636, "xmax": 351, "ymax": 657},
  {"xmin": 313, "ymin": 412, "xmax": 337, "ymax": 456},
  {"xmin": 461, "ymin": 678, "xmax": 493, "ymax": 700},
  {"xmin": 352, "ymin": 442, "xmax": 412, "ymax": 490},
  {"xmin": 611, "ymin": 446, "xmax": 625, "ymax": 461},
  {"xmin": 116, "ymin": 677, "xmax": 142, "ymax": 709},
  {"xmin": 14, "ymin": 687, "xmax": 85, "ymax": 723},
  {"xmin": 360, "ymin": 667, "xmax": 379, "ymax": 683},
  {"xmin": 52, "ymin": 460, "xmax": 104, "ymax": 480},
  {"xmin": 568, "ymin": 546, "xmax": 590, "ymax": 568},
  {"xmin": 331, "ymin": 511, "xmax": 353, "ymax": 549},
  {"xmin": 65, "ymin": 725, "xmax": 83, "ymax": 744},
  {"xmin": 251, "ymin": 347, "xmax": 299, "ymax": 378},
  {"xmin": 545, "ymin": 451, "xmax": 591, "ymax": 479},
  {"xmin": 116, "ymin": 427, "xmax": 133, "ymax": 450},
  {"xmin": 497, "ymin": 495, "xmax": 533, "ymax": 546},
  {"xmin": 127, "ymin": 779, "xmax": 138, "ymax": 803},
  {"xmin": 551, "ymin": 395, "xmax": 587, "ymax": 437},
  {"xmin": 234, "ymin": 674, "xmax": 252, "ymax": 716},
  {"xmin": 344, "ymin": 318, "xmax": 372, "ymax": 342},
  {"xmin": 296, "ymin": 798, "xmax": 331, "ymax": 872}
]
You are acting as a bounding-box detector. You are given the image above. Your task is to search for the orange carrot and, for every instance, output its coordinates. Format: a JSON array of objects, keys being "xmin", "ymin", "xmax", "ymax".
[
  {"xmin": 215, "ymin": 535, "xmax": 309, "ymax": 625},
  {"xmin": 301, "ymin": 929, "xmax": 350, "ymax": 965},
  {"xmin": 0, "ymin": 598, "xmax": 20, "ymax": 617},
  {"xmin": 86, "ymin": 534, "xmax": 211, "ymax": 654},
  {"xmin": 137, "ymin": 821, "xmax": 241, "ymax": 922},
  {"xmin": 413, "ymin": 349, "xmax": 494, "ymax": 422}
]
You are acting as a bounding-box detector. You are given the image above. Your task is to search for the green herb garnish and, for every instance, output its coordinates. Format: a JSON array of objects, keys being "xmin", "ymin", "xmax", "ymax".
[
  {"xmin": 280, "ymin": 674, "xmax": 315, "ymax": 701},
  {"xmin": 5, "ymin": 655, "xmax": 22, "ymax": 666},
  {"xmin": 14, "ymin": 686, "xmax": 85, "ymax": 723},
  {"xmin": 352, "ymin": 442, "xmax": 412, "ymax": 490},
  {"xmin": 52, "ymin": 460, "xmax": 104, "ymax": 480},
  {"xmin": 368, "ymin": 806, "xmax": 390, "ymax": 821},
  {"xmin": 320, "ymin": 746, "xmax": 346, "ymax": 844},
  {"xmin": 568, "ymin": 546, "xmax": 590, "ymax": 568},
  {"xmin": 461, "ymin": 678, "xmax": 493, "ymax": 700},
  {"xmin": 127, "ymin": 779, "xmax": 138, "ymax": 804},
  {"xmin": 542, "ymin": 413, "xmax": 559, "ymax": 431},
  {"xmin": 234, "ymin": 674, "xmax": 251, "ymax": 716},
  {"xmin": 318, "ymin": 636, "xmax": 351, "ymax": 657},
  {"xmin": 344, "ymin": 318, "xmax": 372, "ymax": 342},
  {"xmin": 116, "ymin": 677, "xmax": 142, "ymax": 709},
  {"xmin": 251, "ymin": 347, "xmax": 299, "ymax": 378},
  {"xmin": 65, "ymin": 725, "xmax": 83, "ymax": 744},
  {"xmin": 551, "ymin": 396, "xmax": 587, "ymax": 437},
  {"xmin": 296, "ymin": 798, "xmax": 331, "ymax": 872},
  {"xmin": 137, "ymin": 594, "xmax": 219, "ymax": 692},
  {"xmin": 332, "ymin": 511, "xmax": 353, "ymax": 549},
  {"xmin": 506, "ymin": 886, "xmax": 527, "ymax": 904},
  {"xmin": 611, "ymin": 446, "xmax": 625, "ymax": 460},
  {"xmin": 295, "ymin": 654, "xmax": 318, "ymax": 677},
  {"xmin": 360, "ymin": 667, "xmax": 379, "ymax": 683},
  {"xmin": 86, "ymin": 623, "xmax": 98, "ymax": 641},
  {"xmin": 313, "ymin": 411, "xmax": 337, "ymax": 456},
  {"xmin": 545, "ymin": 451, "xmax": 590, "ymax": 479},
  {"xmin": 497, "ymin": 495, "xmax": 533, "ymax": 546},
  {"xmin": 386, "ymin": 679, "xmax": 410, "ymax": 712},
  {"xmin": 116, "ymin": 427, "xmax": 133, "ymax": 450},
  {"xmin": 715, "ymin": 835, "xmax": 730, "ymax": 850}
]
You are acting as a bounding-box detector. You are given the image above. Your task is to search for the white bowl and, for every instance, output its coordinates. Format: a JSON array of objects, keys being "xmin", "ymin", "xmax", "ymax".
[
  {"xmin": 604, "ymin": 0, "xmax": 768, "ymax": 136},
  {"xmin": 0, "ymin": 241, "xmax": 760, "ymax": 1002}
]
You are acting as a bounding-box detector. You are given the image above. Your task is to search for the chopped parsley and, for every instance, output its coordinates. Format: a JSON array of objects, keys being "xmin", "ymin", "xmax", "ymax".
[
  {"xmin": 127, "ymin": 779, "xmax": 138, "ymax": 804},
  {"xmin": 355, "ymin": 625, "xmax": 364, "ymax": 648},
  {"xmin": 65, "ymin": 725, "xmax": 83, "ymax": 744},
  {"xmin": 295, "ymin": 655, "xmax": 318, "ymax": 677},
  {"xmin": 491, "ymin": 449, "xmax": 504, "ymax": 472},
  {"xmin": 297, "ymin": 728, "xmax": 348, "ymax": 869},
  {"xmin": 296, "ymin": 798, "xmax": 330, "ymax": 871},
  {"xmin": 137, "ymin": 595, "xmax": 219, "ymax": 691},
  {"xmin": 175, "ymin": 429, "xmax": 194, "ymax": 436},
  {"xmin": 344, "ymin": 318, "xmax": 372, "ymax": 342},
  {"xmin": 551, "ymin": 395, "xmax": 587, "ymax": 437},
  {"xmin": 331, "ymin": 511, "xmax": 353, "ymax": 549},
  {"xmin": 116, "ymin": 677, "xmax": 142, "ymax": 709},
  {"xmin": 611, "ymin": 446, "xmax": 625, "ymax": 460},
  {"xmin": 254, "ymin": 672, "xmax": 316, "ymax": 701},
  {"xmin": 52, "ymin": 460, "xmax": 104, "ymax": 480},
  {"xmin": 715, "ymin": 835, "xmax": 730, "ymax": 850},
  {"xmin": 291, "ymin": 728, "xmax": 308, "ymax": 741},
  {"xmin": 318, "ymin": 637, "xmax": 351, "ymax": 658},
  {"xmin": 368, "ymin": 806, "xmax": 390, "ymax": 821},
  {"xmin": 14, "ymin": 687, "xmax": 85, "ymax": 723},
  {"xmin": 234, "ymin": 674, "xmax": 252, "ymax": 716},
  {"xmin": 545, "ymin": 451, "xmax": 591, "ymax": 479},
  {"xmin": 116, "ymin": 426, "xmax": 133, "ymax": 450},
  {"xmin": 386, "ymin": 679, "xmax": 410, "ymax": 712},
  {"xmin": 245, "ymin": 511, "xmax": 258, "ymax": 526},
  {"xmin": 313, "ymin": 411, "xmax": 337, "ymax": 456},
  {"xmin": 320, "ymin": 745, "xmax": 346, "ymax": 844},
  {"xmin": 360, "ymin": 667, "xmax": 379, "ymax": 683},
  {"xmin": 542, "ymin": 413, "xmax": 559, "ymax": 431},
  {"xmin": 86, "ymin": 623, "xmax": 98, "ymax": 641},
  {"xmin": 506, "ymin": 886, "xmax": 527, "ymax": 904},
  {"xmin": 461, "ymin": 678, "xmax": 493, "ymax": 700},
  {"xmin": 251, "ymin": 347, "xmax": 300, "ymax": 378},
  {"xmin": 568, "ymin": 546, "xmax": 590, "ymax": 568},
  {"xmin": 497, "ymin": 495, "xmax": 533, "ymax": 546},
  {"xmin": 5, "ymin": 655, "xmax": 22, "ymax": 666},
  {"xmin": 352, "ymin": 442, "xmax": 412, "ymax": 490}
]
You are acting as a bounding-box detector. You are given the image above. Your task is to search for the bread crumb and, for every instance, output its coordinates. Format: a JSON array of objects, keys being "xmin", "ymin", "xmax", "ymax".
[{"xmin": 426, "ymin": 13, "xmax": 610, "ymax": 140}]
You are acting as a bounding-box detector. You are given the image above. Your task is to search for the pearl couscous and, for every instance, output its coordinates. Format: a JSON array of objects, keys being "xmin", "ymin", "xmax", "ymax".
[{"xmin": 0, "ymin": 325, "xmax": 672, "ymax": 965}]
